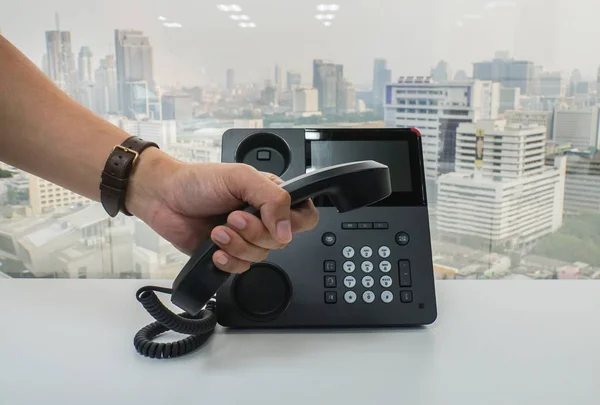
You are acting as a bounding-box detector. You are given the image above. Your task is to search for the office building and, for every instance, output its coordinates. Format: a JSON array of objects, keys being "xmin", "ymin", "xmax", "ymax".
[
  {"xmin": 499, "ymin": 87, "xmax": 520, "ymax": 113},
  {"xmin": 93, "ymin": 55, "xmax": 119, "ymax": 116},
  {"xmin": 372, "ymin": 58, "xmax": 392, "ymax": 109},
  {"xmin": 538, "ymin": 71, "xmax": 565, "ymax": 98},
  {"xmin": 161, "ymin": 93, "xmax": 193, "ymax": 121},
  {"xmin": 545, "ymin": 147, "xmax": 600, "ymax": 214},
  {"xmin": 473, "ymin": 54, "xmax": 535, "ymax": 95},
  {"xmin": 337, "ymin": 80, "xmax": 356, "ymax": 114},
  {"xmin": 552, "ymin": 107, "xmax": 600, "ymax": 149},
  {"xmin": 437, "ymin": 119, "xmax": 566, "ymax": 251},
  {"xmin": 504, "ymin": 110, "xmax": 553, "ymax": 140},
  {"xmin": 384, "ymin": 76, "xmax": 500, "ymax": 200},
  {"xmin": 28, "ymin": 176, "xmax": 91, "ymax": 215},
  {"xmin": 274, "ymin": 64, "xmax": 284, "ymax": 92},
  {"xmin": 431, "ymin": 60, "xmax": 451, "ymax": 82},
  {"xmin": 44, "ymin": 29, "xmax": 77, "ymax": 96},
  {"xmin": 292, "ymin": 87, "xmax": 320, "ymax": 117},
  {"xmin": 78, "ymin": 46, "xmax": 94, "ymax": 83},
  {"xmin": 109, "ymin": 118, "xmax": 176, "ymax": 148},
  {"xmin": 313, "ymin": 59, "xmax": 344, "ymax": 115},
  {"xmin": 114, "ymin": 29, "xmax": 155, "ymax": 118},
  {"xmin": 226, "ymin": 69, "xmax": 235, "ymax": 92},
  {"xmin": 287, "ymin": 71, "xmax": 301, "ymax": 91}
]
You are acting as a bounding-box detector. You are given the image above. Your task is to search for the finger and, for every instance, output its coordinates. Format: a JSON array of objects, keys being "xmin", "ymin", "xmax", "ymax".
[
  {"xmin": 227, "ymin": 210, "xmax": 287, "ymax": 250},
  {"xmin": 290, "ymin": 198, "xmax": 320, "ymax": 233},
  {"xmin": 212, "ymin": 250, "xmax": 253, "ymax": 274},
  {"xmin": 210, "ymin": 225, "xmax": 270, "ymax": 263},
  {"xmin": 260, "ymin": 171, "xmax": 284, "ymax": 185},
  {"xmin": 228, "ymin": 165, "xmax": 293, "ymax": 245}
]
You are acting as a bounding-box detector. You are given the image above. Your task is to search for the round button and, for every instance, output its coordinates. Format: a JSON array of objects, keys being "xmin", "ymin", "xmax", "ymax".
[
  {"xmin": 378, "ymin": 246, "xmax": 391, "ymax": 258},
  {"xmin": 381, "ymin": 291, "xmax": 394, "ymax": 303},
  {"xmin": 362, "ymin": 291, "xmax": 375, "ymax": 303},
  {"xmin": 344, "ymin": 291, "xmax": 357, "ymax": 303},
  {"xmin": 342, "ymin": 246, "xmax": 355, "ymax": 258},
  {"xmin": 395, "ymin": 232, "xmax": 410, "ymax": 245},
  {"xmin": 322, "ymin": 232, "xmax": 336, "ymax": 246},
  {"xmin": 379, "ymin": 260, "xmax": 392, "ymax": 273},
  {"xmin": 343, "ymin": 261, "xmax": 355, "ymax": 273},
  {"xmin": 360, "ymin": 246, "xmax": 373, "ymax": 258},
  {"xmin": 343, "ymin": 276, "xmax": 356, "ymax": 288},
  {"xmin": 362, "ymin": 276, "xmax": 374, "ymax": 288},
  {"xmin": 232, "ymin": 263, "xmax": 292, "ymax": 321},
  {"xmin": 361, "ymin": 261, "xmax": 374, "ymax": 273},
  {"xmin": 380, "ymin": 275, "xmax": 393, "ymax": 288}
]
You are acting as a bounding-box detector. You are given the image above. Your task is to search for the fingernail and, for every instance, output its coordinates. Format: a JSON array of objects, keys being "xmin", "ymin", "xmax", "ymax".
[
  {"xmin": 216, "ymin": 253, "xmax": 229, "ymax": 265},
  {"xmin": 213, "ymin": 230, "xmax": 231, "ymax": 244},
  {"xmin": 277, "ymin": 220, "xmax": 292, "ymax": 243},
  {"xmin": 229, "ymin": 215, "xmax": 247, "ymax": 230}
]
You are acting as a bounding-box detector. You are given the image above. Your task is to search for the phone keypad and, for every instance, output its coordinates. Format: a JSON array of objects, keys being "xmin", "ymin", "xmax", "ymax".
[{"xmin": 323, "ymin": 232, "xmax": 413, "ymax": 305}]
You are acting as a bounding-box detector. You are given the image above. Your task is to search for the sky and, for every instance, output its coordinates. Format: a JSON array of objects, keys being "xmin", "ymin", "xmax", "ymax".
[{"xmin": 1, "ymin": 0, "xmax": 596, "ymax": 89}]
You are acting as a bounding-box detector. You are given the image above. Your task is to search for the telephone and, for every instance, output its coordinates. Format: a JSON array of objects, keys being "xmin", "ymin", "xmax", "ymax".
[{"xmin": 133, "ymin": 128, "xmax": 437, "ymax": 359}]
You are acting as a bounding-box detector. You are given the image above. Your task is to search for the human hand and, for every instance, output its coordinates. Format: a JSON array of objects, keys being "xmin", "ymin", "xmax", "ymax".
[{"xmin": 125, "ymin": 148, "xmax": 320, "ymax": 273}]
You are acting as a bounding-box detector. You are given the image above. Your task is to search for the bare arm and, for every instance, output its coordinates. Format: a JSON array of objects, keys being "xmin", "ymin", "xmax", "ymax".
[{"xmin": 0, "ymin": 35, "xmax": 171, "ymax": 217}]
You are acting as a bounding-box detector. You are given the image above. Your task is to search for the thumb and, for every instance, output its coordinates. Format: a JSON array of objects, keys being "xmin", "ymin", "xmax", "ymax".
[{"xmin": 227, "ymin": 165, "xmax": 292, "ymax": 244}]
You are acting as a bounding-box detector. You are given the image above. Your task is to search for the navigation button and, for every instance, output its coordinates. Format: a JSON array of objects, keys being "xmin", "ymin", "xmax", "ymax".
[
  {"xmin": 342, "ymin": 246, "xmax": 355, "ymax": 258},
  {"xmin": 324, "ymin": 275, "xmax": 337, "ymax": 288},
  {"xmin": 343, "ymin": 261, "xmax": 356, "ymax": 273},
  {"xmin": 400, "ymin": 290, "xmax": 413, "ymax": 303},
  {"xmin": 344, "ymin": 291, "xmax": 357, "ymax": 303},
  {"xmin": 358, "ymin": 222, "xmax": 373, "ymax": 229},
  {"xmin": 322, "ymin": 232, "xmax": 337, "ymax": 246},
  {"xmin": 362, "ymin": 291, "xmax": 375, "ymax": 303},
  {"xmin": 324, "ymin": 260, "xmax": 336, "ymax": 272},
  {"xmin": 342, "ymin": 222, "xmax": 358, "ymax": 229},
  {"xmin": 374, "ymin": 222, "xmax": 389, "ymax": 229},
  {"xmin": 343, "ymin": 276, "xmax": 356, "ymax": 288},
  {"xmin": 399, "ymin": 260, "xmax": 412, "ymax": 287},
  {"xmin": 395, "ymin": 232, "xmax": 410, "ymax": 245},
  {"xmin": 325, "ymin": 291, "xmax": 337, "ymax": 304}
]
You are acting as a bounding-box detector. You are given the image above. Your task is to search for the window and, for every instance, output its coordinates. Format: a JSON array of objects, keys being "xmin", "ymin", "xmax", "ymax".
[{"xmin": 1, "ymin": 0, "xmax": 597, "ymax": 282}]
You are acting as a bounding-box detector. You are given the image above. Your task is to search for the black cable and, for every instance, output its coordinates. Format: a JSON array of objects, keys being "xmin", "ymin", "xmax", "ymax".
[{"xmin": 133, "ymin": 285, "xmax": 217, "ymax": 359}]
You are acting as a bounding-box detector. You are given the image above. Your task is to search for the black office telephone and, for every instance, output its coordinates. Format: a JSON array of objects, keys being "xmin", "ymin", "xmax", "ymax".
[{"xmin": 133, "ymin": 128, "xmax": 437, "ymax": 359}]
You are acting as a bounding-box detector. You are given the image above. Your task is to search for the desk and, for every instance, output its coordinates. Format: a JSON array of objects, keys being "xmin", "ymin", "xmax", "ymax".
[{"xmin": 0, "ymin": 279, "xmax": 598, "ymax": 404}]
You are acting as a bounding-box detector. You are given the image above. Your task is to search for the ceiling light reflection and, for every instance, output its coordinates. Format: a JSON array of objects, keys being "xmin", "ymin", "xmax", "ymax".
[
  {"xmin": 217, "ymin": 4, "xmax": 242, "ymax": 12},
  {"xmin": 317, "ymin": 4, "xmax": 340, "ymax": 11},
  {"xmin": 324, "ymin": 21, "xmax": 332, "ymax": 27},
  {"xmin": 163, "ymin": 22, "xmax": 182, "ymax": 28},
  {"xmin": 158, "ymin": 16, "xmax": 167, "ymax": 21}
]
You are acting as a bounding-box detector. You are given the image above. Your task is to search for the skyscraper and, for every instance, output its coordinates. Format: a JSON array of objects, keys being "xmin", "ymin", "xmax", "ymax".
[
  {"xmin": 372, "ymin": 58, "xmax": 391, "ymax": 109},
  {"xmin": 274, "ymin": 64, "xmax": 284, "ymax": 92},
  {"xmin": 473, "ymin": 54, "xmax": 535, "ymax": 95},
  {"xmin": 94, "ymin": 55, "xmax": 118, "ymax": 116},
  {"xmin": 226, "ymin": 69, "xmax": 235, "ymax": 92},
  {"xmin": 45, "ymin": 29, "xmax": 77, "ymax": 96},
  {"xmin": 78, "ymin": 46, "xmax": 94, "ymax": 83},
  {"xmin": 287, "ymin": 71, "xmax": 301, "ymax": 91},
  {"xmin": 313, "ymin": 59, "xmax": 344, "ymax": 115},
  {"xmin": 114, "ymin": 29, "xmax": 155, "ymax": 118}
]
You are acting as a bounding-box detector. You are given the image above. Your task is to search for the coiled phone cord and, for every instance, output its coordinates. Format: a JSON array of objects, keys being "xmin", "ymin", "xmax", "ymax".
[{"xmin": 133, "ymin": 285, "xmax": 217, "ymax": 359}]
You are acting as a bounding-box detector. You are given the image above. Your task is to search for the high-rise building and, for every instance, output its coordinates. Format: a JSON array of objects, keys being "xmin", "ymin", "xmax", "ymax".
[
  {"xmin": 161, "ymin": 94, "xmax": 193, "ymax": 121},
  {"xmin": 545, "ymin": 147, "xmax": 600, "ymax": 214},
  {"xmin": 499, "ymin": 86, "xmax": 521, "ymax": 113},
  {"xmin": 437, "ymin": 119, "xmax": 567, "ymax": 251},
  {"xmin": 108, "ymin": 117, "xmax": 176, "ymax": 148},
  {"xmin": 337, "ymin": 80, "xmax": 356, "ymax": 114},
  {"xmin": 538, "ymin": 71, "xmax": 565, "ymax": 98},
  {"xmin": 384, "ymin": 76, "xmax": 500, "ymax": 200},
  {"xmin": 431, "ymin": 60, "xmax": 451, "ymax": 82},
  {"xmin": 473, "ymin": 54, "xmax": 535, "ymax": 95},
  {"xmin": 93, "ymin": 55, "xmax": 118, "ymax": 116},
  {"xmin": 44, "ymin": 30, "xmax": 77, "ymax": 96},
  {"xmin": 287, "ymin": 71, "xmax": 301, "ymax": 91},
  {"xmin": 28, "ymin": 175, "xmax": 91, "ymax": 215},
  {"xmin": 372, "ymin": 58, "xmax": 392, "ymax": 109},
  {"xmin": 226, "ymin": 69, "xmax": 235, "ymax": 92},
  {"xmin": 504, "ymin": 110, "xmax": 553, "ymax": 139},
  {"xmin": 274, "ymin": 64, "xmax": 284, "ymax": 92},
  {"xmin": 552, "ymin": 107, "xmax": 600, "ymax": 149},
  {"xmin": 313, "ymin": 59, "xmax": 344, "ymax": 115},
  {"xmin": 78, "ymin": 46, "xmax": 93, "ymax": 83},
  {"xmin": 292, "ymin": 87, "xmax": 320, "ymax": 116},
  {"xmin": 114, "ymin": 29, "xmax": 155, "ymax": 118}
]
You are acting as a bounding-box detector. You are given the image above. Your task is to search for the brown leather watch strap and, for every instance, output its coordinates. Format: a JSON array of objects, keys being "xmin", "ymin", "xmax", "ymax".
[{"xmin": 100, "ymin": 136, "xmax": 159, "ymax": 217}]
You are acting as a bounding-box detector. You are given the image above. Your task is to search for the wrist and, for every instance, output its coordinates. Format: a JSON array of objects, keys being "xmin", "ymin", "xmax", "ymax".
[{"xmin": 125, "ymin": 147, "xmax": 181, "ymax": 222}]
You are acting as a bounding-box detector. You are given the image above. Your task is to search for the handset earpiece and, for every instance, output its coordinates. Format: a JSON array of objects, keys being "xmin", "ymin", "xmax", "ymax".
[{"xmin": 170, "ymin": 160, "xmax": 392, "ymax": 315}]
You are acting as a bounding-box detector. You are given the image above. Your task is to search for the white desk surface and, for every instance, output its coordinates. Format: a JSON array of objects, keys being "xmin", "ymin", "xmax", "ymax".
[{"xmin": 0, "ymin": 279, "xmax": 598, "ymax": 405}]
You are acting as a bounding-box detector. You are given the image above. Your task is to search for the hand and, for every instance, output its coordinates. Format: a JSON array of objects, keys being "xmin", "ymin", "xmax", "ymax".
[{"xmin": 125, "ymin": 148, "xmax": 320, "ymax": 273}]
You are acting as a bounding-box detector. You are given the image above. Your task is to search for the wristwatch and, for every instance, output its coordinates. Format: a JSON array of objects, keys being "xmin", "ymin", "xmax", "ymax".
[{"xmin": 99, "ymin": 136, "xmax": 159, "ymax": 217}]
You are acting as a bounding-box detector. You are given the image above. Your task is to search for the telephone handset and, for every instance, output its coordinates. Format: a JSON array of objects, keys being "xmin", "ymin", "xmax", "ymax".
[{"xmin": 133, "ymin": 160, "xmax": 392, "ymax": 359}]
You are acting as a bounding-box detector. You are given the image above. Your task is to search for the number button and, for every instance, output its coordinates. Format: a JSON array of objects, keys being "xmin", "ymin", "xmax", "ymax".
[
  {"xmin": 379, "ymin": 260, "xmax": 391, "ymax": 273},
  {"xmin": 342, "ymin": 246, "xmax": 355, "ymax": 258},
  {"xmin": 362, "ymin": 276, "xmax": 374, "ymax": 288},
  {"xmin": 344, "ymin": 291, "xmax": 357, "ymax": 303},
  {"xmin": 360, "ymin": 246, "xmax": 373, "ymax": 258},
  {"xmin": 378, "ymin": 246, "xmax": 390, "ymax": 258},
  {"xmin": 361, "ymin": 261, "xmax": 374, "ymax": 273},
  {"xmin": 362, "ymin": 291, "xmax": 375, "ymax": 303},
  {"xmin": 343, "ymin": 261, "xmax": 355, "ymax": 273},
  {"xmin": 380, "ymin": 275, "xmax": 392, "ymax": 288},
  {"xmin": 343, "ymin": 276, "xmax": 356, "ymax": 288},
  {"xmin": 381, "ymin": 291, "xmax": 394, "ymax": 303}
]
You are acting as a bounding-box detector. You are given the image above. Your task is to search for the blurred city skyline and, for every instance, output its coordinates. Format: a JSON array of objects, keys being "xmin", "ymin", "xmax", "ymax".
[{"xmin": 2, "ymin": 0, "xmax": 594, "ymax": 87}]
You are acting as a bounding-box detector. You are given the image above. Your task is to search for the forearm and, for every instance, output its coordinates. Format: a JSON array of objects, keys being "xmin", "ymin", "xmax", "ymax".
[{"xmin": 0, "ymin": 35, "xmax": 134, "ymax": 202}]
